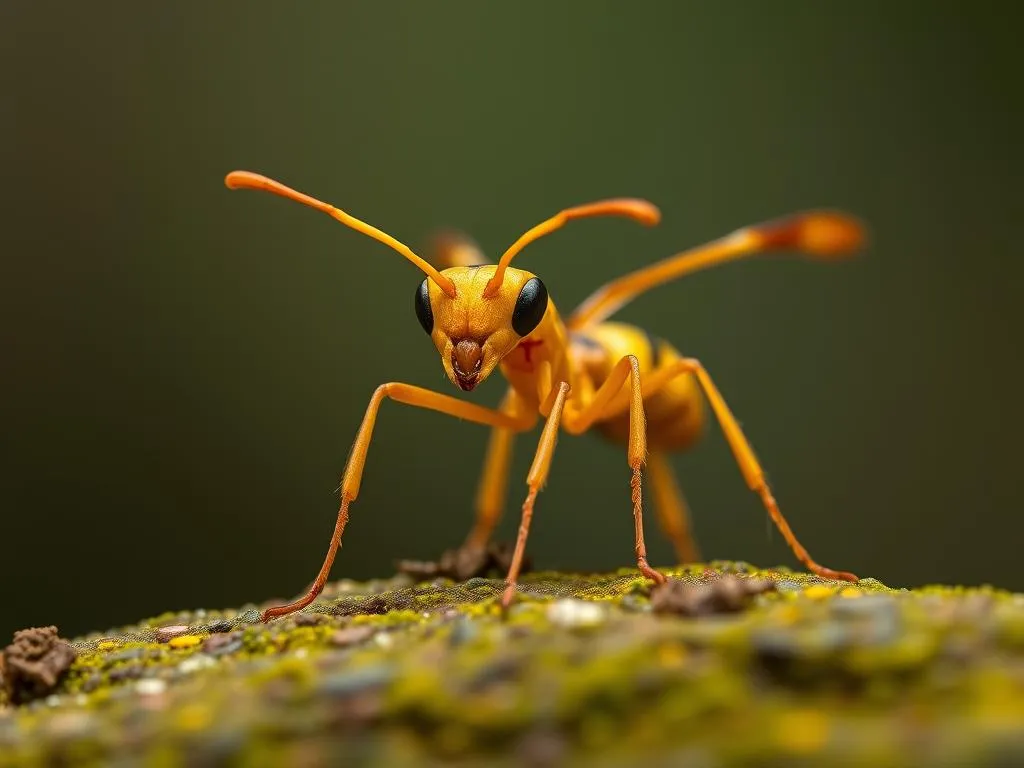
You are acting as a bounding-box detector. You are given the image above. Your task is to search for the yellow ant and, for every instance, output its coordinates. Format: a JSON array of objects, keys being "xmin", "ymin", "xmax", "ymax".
[{"xmin": 225, "ymin": 170, "xmax": 865, "ymax": 621}]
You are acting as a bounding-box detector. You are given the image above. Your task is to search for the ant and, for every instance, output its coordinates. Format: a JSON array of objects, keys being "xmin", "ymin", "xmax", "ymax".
[{"xmin": 225, "ymin": 170, "xmax": 865, "ymax": 621}]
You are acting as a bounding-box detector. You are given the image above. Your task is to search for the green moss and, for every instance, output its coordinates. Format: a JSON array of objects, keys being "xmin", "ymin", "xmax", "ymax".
[{"xmin": 2, "ymin": 564, "xmax": 1024, "ymax": 766}]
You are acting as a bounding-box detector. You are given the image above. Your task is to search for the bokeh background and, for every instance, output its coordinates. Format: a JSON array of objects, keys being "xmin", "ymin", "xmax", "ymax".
[{"xmin": 2, "ymin": 3, "xmax": 1020, "ymax": 641}]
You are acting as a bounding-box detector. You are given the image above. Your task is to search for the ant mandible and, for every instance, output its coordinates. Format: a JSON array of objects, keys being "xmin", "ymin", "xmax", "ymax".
[{"xmin": 224, "ymin": 170, "xmax": 865, "ymax": 621}]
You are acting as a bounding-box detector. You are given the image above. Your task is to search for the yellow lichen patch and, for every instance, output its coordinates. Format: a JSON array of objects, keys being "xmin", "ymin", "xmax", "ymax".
[
  {"xmin": 96, "ymin": 640, "xmax": 119, "ymax": 652},
  {"xmin": 656, "ymin": 642, "xmax": 687, "ymax": 669},
  {"xmin": 168, "ymin": 635, "xmax": 203, "ymax": 650},
  {"xmin": 775, "ymin": 603, "xmax": 805, "ymax": 624},
  {"xmin": 435, "ymin": 723, "xmax": 473, "ymax": 758},
  {"xmin": 246, "ymin": 655, "xmax": 316, "ymax": 694},
  {"xmin": 775, "ymin": 708, "xmax": 831, "ymax": 754},
  {"xmin": 847, "ymin": 631, "xmax": 940, "ymax": 677},
  {"xmin": 995, "ymin": 606, "xmax": 1024, "ymax": 648},
  {"xmin": 579, "ymin": 711, "xmax": 619, "ymax": 750},
  {"xmin": 840, "ymin": 587, "xmax": 864, "ymax": 598},
  {"xmin": 174, "ymin": 702, "xmax": 214, "ymax": 732},
  {"xmin": 803, "ymin": 585, "xmax": 837, "ymax": 600}
]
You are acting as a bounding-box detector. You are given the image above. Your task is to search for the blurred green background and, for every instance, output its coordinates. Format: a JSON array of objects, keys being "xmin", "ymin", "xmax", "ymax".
[{"xmin": 2, "ymin": 3, "xmax": 1020, "ymax": 641}]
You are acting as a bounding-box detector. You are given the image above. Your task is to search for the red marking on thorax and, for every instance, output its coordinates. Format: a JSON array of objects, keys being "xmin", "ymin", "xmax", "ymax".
[{"xmin": 518, "ymin": 338, "xmax": 544, "ymax": 363}]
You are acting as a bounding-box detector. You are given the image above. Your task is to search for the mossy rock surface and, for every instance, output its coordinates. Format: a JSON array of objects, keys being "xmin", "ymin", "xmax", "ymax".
[{"xmin": 2, "ymin": 563, "xmax": 1024, "ymax": 767}]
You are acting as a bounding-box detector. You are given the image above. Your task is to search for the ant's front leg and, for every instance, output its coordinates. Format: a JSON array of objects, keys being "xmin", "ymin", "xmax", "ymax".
[
  {"xmin": 501, "ymin": 382, "xmax": 571, "ymax": 608},
  {"xmin": 260, "ymin": 382, "xmax": 530, "ymax": 621}
]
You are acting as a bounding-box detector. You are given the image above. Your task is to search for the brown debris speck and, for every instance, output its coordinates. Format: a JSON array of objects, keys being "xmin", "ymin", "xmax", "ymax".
[
  {"xmin": 517, "ymin": 728, "xmax": 569, "ymax": 768},
  {"xmin": 201, "ymin": 632, "xmax": 242, "ymax": 654},
  {"xmin": 1, "ymin": 626, "xmax": 77, "ymax": 704},
  {"xmin": 108, "ymin": 665, "xmax": 144, "ymax": 683},
  {"xmin": 329, "ymin": 626, "xmax": 376, "ymax": 648},
  {"xmin": 397, "ymin": 541, "xmax": 532, "ymax": 581},
  {"xmin": 154, "ymin": 625, "xmax": 190, "ymax": 643},
  {"xmin": 650, "ymin": 575, "xmax": 776, "ymax": 617}
]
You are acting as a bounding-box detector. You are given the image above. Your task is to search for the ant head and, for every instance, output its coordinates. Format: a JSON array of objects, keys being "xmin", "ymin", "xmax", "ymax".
[
  {"xmin": 416, "ymin": 265, "xmax": 548, "ymax": 391},
  {"xmin": 225, "ymin": 171, "xmax": 659, "ymax": 393}
]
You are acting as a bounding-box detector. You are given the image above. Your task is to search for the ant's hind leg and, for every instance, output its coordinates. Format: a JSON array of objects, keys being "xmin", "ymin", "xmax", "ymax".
[
  {"xmin": 681, "ymin": 358, "xmax": 856, "ymax": 581},
  {"xmin": 464, "ymin": 389, "xmax": 532, "ymax": 551},
  {"xmin": 647, "ymin": 451, "xmax": 702, "ymax": 565},
  {"xmin": 564, "ymin": 355, "xmax": 666, "ymax": 586},
  {"xmin": 641, "ymin": 358, "xmax": 858, "ymax": 582}
]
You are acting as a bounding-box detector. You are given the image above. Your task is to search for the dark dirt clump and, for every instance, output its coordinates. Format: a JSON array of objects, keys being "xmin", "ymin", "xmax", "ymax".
[
  {"xmin": 1, "ymin": 626, "xmax": 77, "ymax": 704},
  {"xmin": 397, "ymin": 540, "xmax": 531, "ymax": 581},
  {"xmin": 650, "ymin": 574, "xmax": 776, "ymax": 616}
]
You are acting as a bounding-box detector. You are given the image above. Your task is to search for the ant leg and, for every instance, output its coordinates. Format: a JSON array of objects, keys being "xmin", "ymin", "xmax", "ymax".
[
  {"xmin": 647, "ymin": 451, "xmax": 702, "ymax": 565},
  {"xmin": 464, "ymin": 425, "xmax": 515, "ymax": 550},
  {"xmin": 501, "ymin": 382, "xmax": 571, "ymax": 608},
  {"xmin": 564, "ymin": 356, "xmax": 666, "ymax": 586},
  {"xmin": 261, "ymin": 382, "xmax": 530, "ymax": 621},
  {"xmin": 464, "ymin": 389, "xmax": 534, "ymax": 550},
  {"xmin": 638, "ymin": 358, "xmax": 858, "ymax": 582},
  {"xmin": 568, "ymin": 210, "xmax": 864, "ymax": 330}
]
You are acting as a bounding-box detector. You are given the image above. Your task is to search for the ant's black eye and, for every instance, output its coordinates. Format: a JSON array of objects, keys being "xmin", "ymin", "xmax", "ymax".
[
  {"xmin": 415, "ymin": 279, "xmax": 433, "ymax": 335},
  {"xmin": 512, "ymin": 277, "xmax": 548, "ymax": 336}
]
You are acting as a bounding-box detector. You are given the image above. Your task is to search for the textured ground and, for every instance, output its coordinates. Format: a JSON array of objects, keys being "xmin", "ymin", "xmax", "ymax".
[{"xmin": 3, "ymin": 562, "xmax": 1024, "ymax": 767}]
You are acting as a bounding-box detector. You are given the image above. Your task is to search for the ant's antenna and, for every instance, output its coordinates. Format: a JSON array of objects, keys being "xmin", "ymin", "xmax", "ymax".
[
  {"xmin": 483, "ymin": 198, "xmax": 661, "ymax": 297},
  {"xmin": 225, "ymin": 171, "xmax": 457, "ymax": 297}
]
